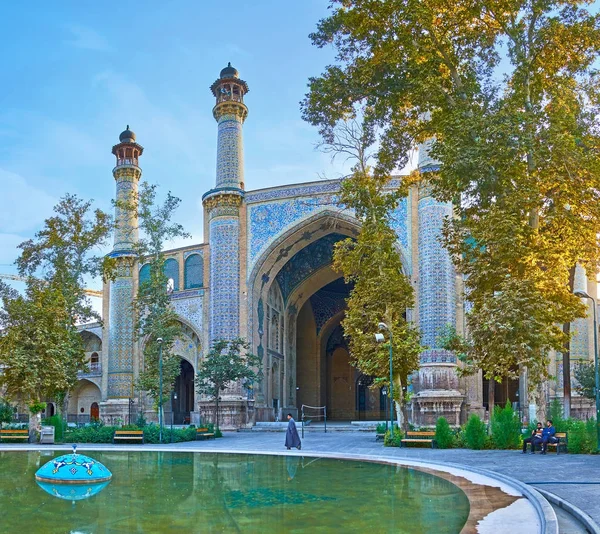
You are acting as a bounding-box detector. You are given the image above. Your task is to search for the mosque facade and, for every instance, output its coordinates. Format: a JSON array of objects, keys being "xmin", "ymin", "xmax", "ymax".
[{"xmin": 68, "ymin": 64, "xmax": 596, "ymax": 429}]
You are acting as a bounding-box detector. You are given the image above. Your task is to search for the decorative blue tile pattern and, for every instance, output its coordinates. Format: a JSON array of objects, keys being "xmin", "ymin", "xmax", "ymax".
[
  {"xmin": 209, "ymin": 217, "xmax": 240, "ymax": 342},
  {"xmin": 245, "ymin": 181, "xmax": 341, "ymax": 204},
  {"xmin": 113, "ymin": 178, "xmax": 138, "ymax": 253},
  {"xmin": 248, "ymin": 196, "xmax": 343, "ymax": 269},
  {"xmin": 310, "ymin": 290, "xmax": 347, "ymax": 334},
  {"xmin": 570, "ymin": 316, "xmax": 589, "ymax": 358},
  {"xmin": 216, "ymin": 115, "xmax": 244, "ymax": 189},
  {"xmin": 171, "ymin": 295, "xmax": 203, "ymax": 337},
  {"xmin": 247, "ymin": 196, "xmax": 409, "ymax": 274},
  {"xmin": 275, "ymin": 233, "xmax": 347, "ymax": 303},
  {"xmin": 418, "ymin": 196, "xmax": 456, "ymax": 363},
  {"xmin": 108, "ymin": 277, "xmax": 135, "ymax": 397}
]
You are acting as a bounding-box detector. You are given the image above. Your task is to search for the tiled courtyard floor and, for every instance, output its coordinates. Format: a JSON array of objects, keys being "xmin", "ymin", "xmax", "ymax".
[{"xmin": 3, "ymin": 430, "xmax": 599, "ymax": 531}]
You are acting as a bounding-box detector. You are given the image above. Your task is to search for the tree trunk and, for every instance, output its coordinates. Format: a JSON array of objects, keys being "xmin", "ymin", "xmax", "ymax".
[
  {"xmin": 214, "ymin": 395, "xmax": 220, "ymax": 430},
  {"xmin": 29, "ymin": 412, "xmax": 41, "ymax": 443},
  {"xmin": 488, "ymin": 379, "xmax": 495, "ymax": 422}
]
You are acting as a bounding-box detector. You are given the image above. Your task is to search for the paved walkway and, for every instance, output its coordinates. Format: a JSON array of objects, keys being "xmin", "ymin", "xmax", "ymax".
[{"xmin": 4, "ymin": 431, "xmax": 599, "ymax": 531}]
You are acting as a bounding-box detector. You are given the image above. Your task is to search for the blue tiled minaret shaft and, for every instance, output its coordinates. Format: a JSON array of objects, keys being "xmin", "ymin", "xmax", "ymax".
[
  {"xmin": 417, "ymin": 139, "xmax": 457, "ymax": 363},
  {"xmin": 107, "ymin": 127, "xmax": 143, "ymax": 398},
  {"xmin": 203, "ymin": 63, "xmax": 249, "ymax": 343}
]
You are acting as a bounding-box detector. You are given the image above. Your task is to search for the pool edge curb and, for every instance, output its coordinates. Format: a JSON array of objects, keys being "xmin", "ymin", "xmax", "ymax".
[{"xmin": 534, "ymin": 486, "xmax": 600, "ymax": 534}]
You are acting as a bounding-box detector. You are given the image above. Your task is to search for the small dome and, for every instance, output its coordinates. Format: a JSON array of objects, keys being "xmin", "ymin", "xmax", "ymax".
[
  {"xmin": 220, "ymin": 62, "xmax": 239, "ymax": 79},
  {"xmin": 35, "ymin": 445, "xmax": 112, "ymax": 484},
  {"xmin": 119, "ymin": 125, "xmax": 136, "ymax": 143}
]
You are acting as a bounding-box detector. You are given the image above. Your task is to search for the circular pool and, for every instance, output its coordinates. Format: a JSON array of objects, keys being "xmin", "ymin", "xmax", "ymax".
[{"xmin": 1, "ymin": 450, "xmax": 475, "ymax": 532}]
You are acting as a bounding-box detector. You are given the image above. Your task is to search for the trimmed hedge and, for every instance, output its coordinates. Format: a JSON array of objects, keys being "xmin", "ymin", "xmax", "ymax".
[{"xmin": 64, "ymin": 423, "xmax": 209, "ymax": 444}]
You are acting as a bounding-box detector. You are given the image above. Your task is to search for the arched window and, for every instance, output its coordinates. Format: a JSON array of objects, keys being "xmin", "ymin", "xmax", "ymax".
[
  {"xmin": 184, "ymin": 254, "xmax": 203, "ymax": 289},
  {"xmin": 139, "ymin": 263, "xmax": 151, "ymax": 285},
  {"xmin": 164, "ymin": 258, "xmax": 179, "ymax": 291},
  {"xmin": 267, "ymin": 283, "xmax": 284, "ymax": 354}
]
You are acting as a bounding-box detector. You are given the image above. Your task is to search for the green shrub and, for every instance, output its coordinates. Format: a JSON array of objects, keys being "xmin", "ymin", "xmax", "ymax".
[
  {"xmin": 64, "ymin": 423, "xmax": 199, "ymax": 444},
  {"xmin": 491, "ymin": 401, "xmax": 521, "ymax": 449},
  {"xmin": 65, "ymin": 425, "xmax": 115, "ymax": 443},
  {"xmin": 376, "ymin": 422, "xmax": 387, "ymax": 434},
  {"xmin": 135, "ymin": 413, "xmax": 147, "ymax": 429},
  {"xmin": 384, "ymin": 428, "xmax": 402, "ymax": 447},
  {"xmin": 0, "ymin": 399, "xmax": 14, "ymax": 426},
  {"xmin": 435, "ymin": 417, "xmax": 454, "ymax": 449},
  {"xmin": 464, "ymin": 414, "xmax": 487, "ymax": 450},
  {"xmin": 42, "ymin": 415, "xmax": 66, "ymax": 442},
  {"xmin": 566, "ymin": 419, "xmax": 597, "ymax": 454}
]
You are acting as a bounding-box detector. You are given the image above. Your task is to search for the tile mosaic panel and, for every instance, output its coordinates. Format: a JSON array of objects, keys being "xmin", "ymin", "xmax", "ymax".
[
  {"xmin": 275, "ymin": 233, "xmax": 347, "ymax": 303},
  {"xmin": 247, "ymin": 196, "xmax": 409, "ymax": 274},
  {"xmin": 216, "ymin": 116, "xmax": 244, "ymax": 189},
  {"xmin": 209, "ymin": 217, "xmax": 240, "ymax": 342},
  {"xmin": 171, "ymin": 295, "xmax": 203, "ymax": 336},
  {"xmin": 310, "ymin": 290, "xmax": 347, "ymax": 334},
  {"xmin": 108, "ymin": 276, "xmax": 135, "ymax": 397},
  {"xmin": 418, "ymin": 196, "xmax": 456, "ymax": 363}
]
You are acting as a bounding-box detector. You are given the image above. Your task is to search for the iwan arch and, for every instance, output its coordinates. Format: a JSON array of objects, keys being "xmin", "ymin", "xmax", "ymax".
[{"xmin": 69, "ymin": 64, "xmax": 596, "ymax": 429}]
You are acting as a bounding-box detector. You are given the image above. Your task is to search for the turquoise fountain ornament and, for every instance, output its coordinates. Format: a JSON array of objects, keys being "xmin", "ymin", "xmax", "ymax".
[{"xmin": 35, "ymin": 445, "xmax": 112, "ymax": 501}]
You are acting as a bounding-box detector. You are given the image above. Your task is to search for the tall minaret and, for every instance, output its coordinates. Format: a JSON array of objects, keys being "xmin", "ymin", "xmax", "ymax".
[
  {"xmin": 106, "ymin": 126, "xmax": 143, "ymax": 403},
  {"xmin": 203, "ymin": 63, "xmax": 249, "ymax": 344},
  {"xmin": 413, "ymin": 137, "xmax": 463, "ymax": 425}
]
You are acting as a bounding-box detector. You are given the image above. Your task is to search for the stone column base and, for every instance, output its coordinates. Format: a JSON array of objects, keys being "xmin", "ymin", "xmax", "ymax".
[
  {"xmin": 100, "ymin": 399, "xmax": 136, "ymax": 426},
  {"xmin": 411, "ymin": 390, "xmax": 464, "ymax": 427},
  {"xmin": 197, "ymin": 399, "xmax": 255, "ymax": 430}
]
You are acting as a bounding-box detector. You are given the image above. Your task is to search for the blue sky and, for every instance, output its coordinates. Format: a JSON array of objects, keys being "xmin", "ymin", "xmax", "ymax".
[{"xmin": 0, "ymin": 1, "xmax": 360, "ymax": 283}]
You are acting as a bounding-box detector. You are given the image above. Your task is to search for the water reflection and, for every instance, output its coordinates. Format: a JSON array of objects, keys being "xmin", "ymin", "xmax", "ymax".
[{"xmin": 36, "ymin": 480, "xmax": 111, "ymax": 502}]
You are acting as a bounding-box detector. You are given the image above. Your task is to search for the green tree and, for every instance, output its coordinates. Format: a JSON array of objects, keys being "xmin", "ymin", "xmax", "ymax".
[
  {"xmin": 574, "ymin": 361, "xmax": 596, "ymax": 401},
  {"xmin": 0, "ymin": 195, "xmax": 112, "ymax": 435},
  {"xmin": 324, "ymin": 121, "xmax": 421, "ymax": 431},
  {"xmin": 303, "ymin": 1, "xmax": 600, "ymax": 406},
  {"xmin": 195, "ymin": 339, "xmax": 262, "ymax": 429},
  {"xmin": 116, "ymin": 182, "xmax": 190, "ymax": 412}
]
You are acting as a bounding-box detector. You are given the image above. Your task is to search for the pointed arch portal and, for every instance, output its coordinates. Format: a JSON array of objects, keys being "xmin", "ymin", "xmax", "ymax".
[{"xmin": 248, "ymin": 212, "xmax": 404, "ymax": 422}]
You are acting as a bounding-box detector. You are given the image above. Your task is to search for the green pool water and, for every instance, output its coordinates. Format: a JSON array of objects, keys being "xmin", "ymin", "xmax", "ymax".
[{"xmin": 0, "ymin": 451, "xmax": 470, "ymax": 533}]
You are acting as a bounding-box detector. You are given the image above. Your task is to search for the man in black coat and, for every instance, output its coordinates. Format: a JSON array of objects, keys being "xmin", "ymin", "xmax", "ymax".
[{"xmin": 285, "ymin": 413, "xmax": 302, "ymax": 450}]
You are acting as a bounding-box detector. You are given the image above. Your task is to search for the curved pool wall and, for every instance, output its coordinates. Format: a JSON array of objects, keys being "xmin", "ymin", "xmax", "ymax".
[{"xmin": 0, "ymin": 446, "xmax": 557, "ymax": 533}]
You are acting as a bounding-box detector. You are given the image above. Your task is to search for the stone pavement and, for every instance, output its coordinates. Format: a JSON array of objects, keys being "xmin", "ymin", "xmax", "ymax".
[{"xmin": 4, "ymin": 430, "xmax": 599, "ymax": 531}]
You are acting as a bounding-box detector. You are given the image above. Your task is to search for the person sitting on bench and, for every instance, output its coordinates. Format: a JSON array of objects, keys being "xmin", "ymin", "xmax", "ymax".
[
  {"xmin": 522, "ymin": 422, "xmax": 543, "ymax": 454},
  {"xmin": 540, "ymin": 419, "xmax": 557, "ymax": 455}
]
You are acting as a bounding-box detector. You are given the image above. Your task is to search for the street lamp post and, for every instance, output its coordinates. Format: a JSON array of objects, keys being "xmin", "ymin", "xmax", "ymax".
[
  {"xmin": 157, "ymin": 337, "xmax": 164, "ymax": 444},
  {"xmin": 375, "ymin": 322, "xmax": 394, "ymax": 434},
  {"xmin": 574, "ymin": 290, "xmax": 600, "ymax": 453},
  {"xmin": 171, "ymin": 391, "xmax": 178, "ymax": 443}
]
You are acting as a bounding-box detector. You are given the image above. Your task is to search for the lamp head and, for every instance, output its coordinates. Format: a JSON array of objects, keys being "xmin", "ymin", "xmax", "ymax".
[
  {"xmin": 378, "ymin": 322, "xmax": 388, "ymax": 331},
  {"xmin": 157, "ymin": 337, "xmax": 163, "ymax": 344},
  {"xmin": 575, "ymin": 290, "xmax": 591, "ymax": 299}
]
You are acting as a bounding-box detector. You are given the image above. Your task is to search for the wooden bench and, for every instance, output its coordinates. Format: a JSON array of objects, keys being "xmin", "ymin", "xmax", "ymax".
[
  {"xmin": 401, "ymin": 431, "xmax": 437, "ymax": 448},
  {"xmin": 0, "ymin": 429, "xmax": 30, "ymax": 443},
  {"xmin": 546, "ymin": 432, "xmax": 568, "ymax": 454},
  {"xmin": 113, "ymin": 430, "xmax": 144, "ymax": 444},
  {"xmin": 196, "ymin": 427, "xmax": 215, "ymax": 440},
  {"xmin": 375, "ymin": 433, "xmax": 385, "ymax": 441}
]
